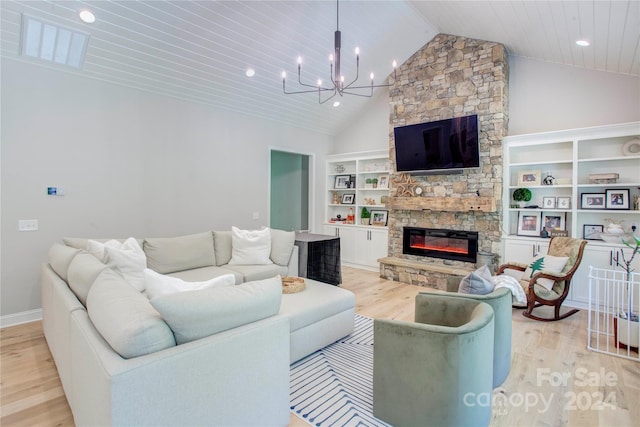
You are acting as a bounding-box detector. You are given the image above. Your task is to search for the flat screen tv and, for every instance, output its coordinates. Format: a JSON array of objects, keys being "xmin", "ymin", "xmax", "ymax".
[{"xmin": 393, "ymin": 114, "xmax": 480, "ymax": 174}]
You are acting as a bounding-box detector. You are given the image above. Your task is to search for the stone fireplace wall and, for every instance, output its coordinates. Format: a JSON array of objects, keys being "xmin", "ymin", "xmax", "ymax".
[{"xmin": 382, "ymin": 34, "xmax": 509, "ymax": 289}]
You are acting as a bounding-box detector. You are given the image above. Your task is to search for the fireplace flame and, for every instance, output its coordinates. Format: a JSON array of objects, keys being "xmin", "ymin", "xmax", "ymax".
[{"xmin": 410, "ymin": 244, "xmax": 468, "ymax": 255}]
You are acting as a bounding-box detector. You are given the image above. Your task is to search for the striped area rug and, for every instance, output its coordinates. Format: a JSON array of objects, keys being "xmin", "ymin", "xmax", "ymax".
[{"xmin": 290, "ymin": 315, "xmax": 390, "ymax": 427}]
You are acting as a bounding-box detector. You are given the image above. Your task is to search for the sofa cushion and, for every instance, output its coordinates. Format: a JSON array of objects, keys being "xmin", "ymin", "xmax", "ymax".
[
  {"xmin": 223, "ymin": 264, "xmax": 289, "ymax": 282},
  {"xmin": 279, "ymin": 280, "xmax": 356, "ymax": 332},
  {"xmin": 63, "ymin": 237, "xmax": 145, "ymax": 250},
  {"xmin": 213, "ymin": 231, "xmax": 233, "ymax": 266},
  {"xmin": 144, "ymin": 268, "xmax": 235, "ymax": 299},
  {"xmin": 228, "ymin": 227, "xmax": 273, "ymax": 265},
  {"xmin": 144, "ymin": 232, "xmax": 216, "ymax": 274},
  {"xmin": 48, "ymin": 243, "xmax": 82, "ymax": 281},
  {"xmin": 270, "ymin": 229, "xmax": 295, "ymax": 266},
  {"xmin": 150, "ymin": 276, "xmax": 282, "ymax": 345},
  {"xmin": 87, "ymin": 239, "xmax": 123, "ymax": 262},
  {"xmin": 67, "ymin": 252, "xmax": 109, "ymax": 306},
  {"xmin": 168, "ymin": 265, "xmax": 242, "ymax": 285},
  {"xmin": 87, "ymin": 268, "xmax": 176, "ymax": 358}
]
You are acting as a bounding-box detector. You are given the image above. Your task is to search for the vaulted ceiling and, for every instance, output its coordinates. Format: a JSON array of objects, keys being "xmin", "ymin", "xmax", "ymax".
[{"xmin": 2, "ymin": 1, "xmax": 638, "ymax": 136}]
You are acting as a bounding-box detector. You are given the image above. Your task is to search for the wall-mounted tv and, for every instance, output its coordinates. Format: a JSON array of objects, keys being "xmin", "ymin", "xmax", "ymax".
[{"xmin": 393, "ymin": 114, "xmax": 480, "ymax": 174}]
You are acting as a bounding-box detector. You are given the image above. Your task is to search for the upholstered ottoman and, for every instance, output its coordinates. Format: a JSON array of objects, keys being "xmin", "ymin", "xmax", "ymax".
[{"xmin": 279, "ymin": 279, "xmax": 356, "ymax": 363}]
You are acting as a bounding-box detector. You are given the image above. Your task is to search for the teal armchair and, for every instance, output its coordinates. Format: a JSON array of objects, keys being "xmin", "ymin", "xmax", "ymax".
[{"xmin": 373, "ymin": 294, "xmax": 494, "ymax": 427}]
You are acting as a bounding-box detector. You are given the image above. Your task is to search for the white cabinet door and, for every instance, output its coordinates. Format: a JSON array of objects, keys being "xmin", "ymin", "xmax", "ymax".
[
  {"xmin": 570, "ymin": 244, "xmax": 640, "ymax": 305},
  {"xmin": 353, "ymin": 228, "xmax": 388, "ymax": 268},
  {"xmin": 502, "ymin": 238, "xmax": 549, "ymax": 265},
  {"xmin": 323, "ymin": 225, "xmax": 356, "ymax": 263}
]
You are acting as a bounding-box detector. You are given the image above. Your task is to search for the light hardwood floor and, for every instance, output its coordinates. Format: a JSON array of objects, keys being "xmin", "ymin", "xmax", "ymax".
[{"xmin": 2, "ymin": 266, "xmax": 639, "ymax": 426}]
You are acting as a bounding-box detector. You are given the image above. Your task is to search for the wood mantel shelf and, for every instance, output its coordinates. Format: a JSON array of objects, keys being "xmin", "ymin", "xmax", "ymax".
[{"xmin": 385, "ymin": 196, "xmax": 496, "ymax": 212}]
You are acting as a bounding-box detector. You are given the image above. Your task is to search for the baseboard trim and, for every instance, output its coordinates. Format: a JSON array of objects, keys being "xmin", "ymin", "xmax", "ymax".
[{"xmin": 0, "ymin": 309, "xmax": 42, "ymax": 329}]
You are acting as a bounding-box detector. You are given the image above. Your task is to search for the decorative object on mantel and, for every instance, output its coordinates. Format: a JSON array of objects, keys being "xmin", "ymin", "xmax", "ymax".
[
  {"xmin": 589, "ymin": 173, "xmax": 619, "ymax": 184},
  {"xmin": 391, "ymin": 173, "xmax": 419, "ymax": 197},
  {"xmin": 281, "ymin": 276, "xmax": 306, "ymax": 294},
  {"xmin": 512, "ymin": 188, "xmax": 532, "ymax": 208},
  {"xmin": 621, "ymin": 138, "xmax": 640, "ymax": 156}
]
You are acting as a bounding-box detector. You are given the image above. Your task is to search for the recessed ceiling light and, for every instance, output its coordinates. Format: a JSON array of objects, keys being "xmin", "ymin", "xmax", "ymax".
[
  {"xmin": 245, "ymin": 68, "xmax": 255, "ymax": 77},
  {"xmin": 576, "ymin": 40, "xmax": 590, "ymax": 47},
  {"xmin": 78, "ymin": 9, "xmax": 96, "ymax": 24},
  {"xmin": 333, "ymin": 101, "xmax": 340, "ymax": 107}
]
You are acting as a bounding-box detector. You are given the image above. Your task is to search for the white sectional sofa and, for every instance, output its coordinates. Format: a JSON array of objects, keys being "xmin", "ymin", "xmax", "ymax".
[{"xmin": 41, "ymin": 228, "xmax": 355, "ymax": 427}]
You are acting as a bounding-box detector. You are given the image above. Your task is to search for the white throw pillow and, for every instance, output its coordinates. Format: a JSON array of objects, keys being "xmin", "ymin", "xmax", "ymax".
[
  {"xmin": 87, "ymin": 239, "xmax": 122, "ymax": 262},
  {"xmin": 458, "ymin": 264, "xmax": 495, "ymax": 295},
  {"xmin": 523, "ymin": 254, "xmax": 569, "ymax": 291},
  {"xmin": 96, "ymin": 237, "xmax": 147, "ymax": 292},
  {"xmin": 150, "ymin": 275, "xmax": 282, "ymax": 344},
  {"xmin": 144, "ymin": 269, "xmax": 235, "ymax": 300},
  {"xmin": 228, "ymin": 226, "xmax": 273, "ymax": 265}
]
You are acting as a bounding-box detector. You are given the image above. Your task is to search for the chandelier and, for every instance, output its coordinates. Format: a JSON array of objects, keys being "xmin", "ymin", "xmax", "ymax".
[{"xmin": 281, "ymin": 0, "xmax": 397, "ymax": 104}]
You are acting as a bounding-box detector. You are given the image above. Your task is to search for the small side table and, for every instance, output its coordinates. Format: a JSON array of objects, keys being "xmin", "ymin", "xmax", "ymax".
[{"xmin": 294, "ymin": 232, "xmax": 342, "ymax": 285}]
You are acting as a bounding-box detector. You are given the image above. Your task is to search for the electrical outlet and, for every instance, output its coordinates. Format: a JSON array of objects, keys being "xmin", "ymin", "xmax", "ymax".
[{"xmin": 18, "ymin": 219, "xmax": 38, "ymax": 231}]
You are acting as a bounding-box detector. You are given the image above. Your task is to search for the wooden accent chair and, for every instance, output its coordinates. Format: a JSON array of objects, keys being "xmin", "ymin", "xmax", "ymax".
[{"xmin": 497, "ymin": 236, "xmax": 588, "ymax": 321}]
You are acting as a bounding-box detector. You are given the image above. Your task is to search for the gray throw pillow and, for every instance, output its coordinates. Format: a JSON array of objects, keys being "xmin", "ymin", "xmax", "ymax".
[{"xmin": 458, "ymin": 264, "xmax": 494, "ymax": 295}]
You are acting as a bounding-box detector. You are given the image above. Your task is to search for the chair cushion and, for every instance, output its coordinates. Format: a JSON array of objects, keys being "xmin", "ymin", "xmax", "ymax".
[
  {"xmin": 150, "ymin": 276, "xmax": 282, "ymax": 345},
  {"xmin": 144, "ymin": 232, "xmax": 215, "ymax": 274},
  {"xmin": 458, "ymin": 265, "xmax": 494, "ymax": 295},
  {"xmin": 523, "ymin": 254, "xmax": 569, "ymax": 290}
]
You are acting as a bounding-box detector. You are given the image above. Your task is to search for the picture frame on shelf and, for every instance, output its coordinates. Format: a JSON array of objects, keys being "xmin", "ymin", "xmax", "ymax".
[
  {"xmin": 580, "ymin": 193, "xmax": 605, "ymax": 209},
  {"xmin": 378, "ymin": 175, "xmax": 389, "ymax": 189},
  {"xmin": 334, "ymin": 175, "xmax": 351, "ymax": 189},
  {"xmin": 542, "ymin": 196, "xmax": 556, "ymax": 209},
  {"xmin": 341, "ymin": 193, "xmax": 355, "ymax": 204},
  {"xmin": 542, "ymin": 211, "xmax": 566, "ymax": 231},
  {"xmin": 370, "ymin": 210, "xmax": 388, "ymax": 226},
  {"xmin": 517, "ymin": 170, "xmax": 541, "ymax": 186},
  {"xmin": 583, "ymin": 224, "xmax": 604, "ymax": 240},
  {"xmin": 517, "ymin": 211, "xmax": 541, "ymax": 237},
  {"xmin": 557, "ymin": 196, "xmax": 571, "ymax": 209},
  {"xmin": 605, "ymin": 188, "xmax": 630, "ymax": 210}
]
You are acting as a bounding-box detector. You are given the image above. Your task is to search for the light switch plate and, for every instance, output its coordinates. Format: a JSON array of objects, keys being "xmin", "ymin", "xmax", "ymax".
[{"xmin": 18, "ymin": 219, "xmax": 38, "ymax": 231}]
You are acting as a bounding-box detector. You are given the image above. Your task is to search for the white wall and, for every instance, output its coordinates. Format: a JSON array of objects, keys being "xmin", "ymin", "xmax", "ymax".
[
  {"xmin": 333, "ymin": 89, "xmax": 390, "ymax": 153},
  {"xmin": 1, "ymin": 60, "xmax": 333, "ymax": 319},
  {"xmin": 334, "ymin": 56, "xmax": 640, "ymax": 153},
  {"xmin": 508, "ymin": 56, "xmax": 640, "ymax": 135}
]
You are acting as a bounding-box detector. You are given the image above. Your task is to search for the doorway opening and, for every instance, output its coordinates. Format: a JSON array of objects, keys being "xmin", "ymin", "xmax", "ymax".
[{"xmin": 269, "ymin": 149, "xmax": 313, "ymax": 232}]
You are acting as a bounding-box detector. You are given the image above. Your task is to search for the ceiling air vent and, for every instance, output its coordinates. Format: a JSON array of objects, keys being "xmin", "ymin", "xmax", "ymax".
[{"xmin": 20, "ymin": 14, "xmax": 89, "ymax": 69}]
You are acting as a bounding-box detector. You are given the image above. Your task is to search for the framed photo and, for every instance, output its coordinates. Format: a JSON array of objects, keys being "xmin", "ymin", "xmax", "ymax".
[
  {"xmin": 370, "ymin": 210, "xmax": 388, "ymax": 226},
  {"xmin": 517, "ymin": 211, "xmax": 541, "ymax": 237},
  {"xmin": 542, "ymin": 196, "xmax": 556, "ymax": 209},
  {"xmin": 517, "ymin": 170, "xmax": 541, "ymax": 186},
  {"xmin": 542, "ymin": 211, "xmax": 566, "ymax": 231},
  {"xmin": 605, "ymin": 189, "xmax": 630, "ymax": 210},
  {"xmin": 583, "ymin": 224, "xmax": 604, "ymax": 240},
  {"xmin": 557, "ymin": 196, "xmax": 571, "ymax": 209},
  {"xmin": 341, "ymin": 193, "xmax": 355, "ymax": 204},
  {"xmin": 378, "ymin": 175, "xmax": 389, "ymax": 189},
  {"xmin": 334, "ymin": 175, "xmax": 351, "ymax": 189},
  {"xmin": 580, "ymin": 193, "xmax": 605, "ymax": 209}
]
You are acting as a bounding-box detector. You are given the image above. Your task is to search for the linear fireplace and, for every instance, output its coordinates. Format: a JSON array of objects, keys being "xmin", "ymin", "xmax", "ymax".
[{"xmin": 403, "ymin": 227, "xmax": 478, "ymax": 263}]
